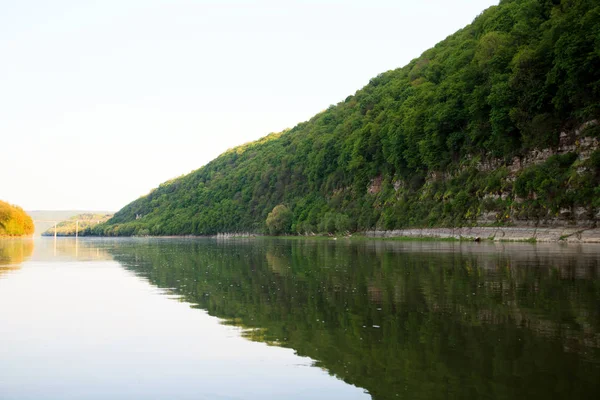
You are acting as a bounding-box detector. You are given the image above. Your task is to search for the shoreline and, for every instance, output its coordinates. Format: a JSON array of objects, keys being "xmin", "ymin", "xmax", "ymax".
[
  {"xmin": 43, "ymin": 226, "xmax": 600, "ymax": 243},
  {"xmin": 363, "ymin": 226, "xmax": 600, "ymax": 243}
]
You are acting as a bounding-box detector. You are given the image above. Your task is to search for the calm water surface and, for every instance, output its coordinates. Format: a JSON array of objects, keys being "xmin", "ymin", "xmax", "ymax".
[{"xmin": 0, "ymin": 237, "xmax": 599, "ymax": 399}]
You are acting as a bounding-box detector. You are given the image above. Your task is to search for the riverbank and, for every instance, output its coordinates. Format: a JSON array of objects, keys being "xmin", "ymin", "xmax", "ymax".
[
  {"xmin": 57, "ymin": 226, "xmax": 600, "ymax": 243},
  {"xmin": 215, "ymin": 227, "xmax": 600, "ymax": 243},
  {"xmin": 364, "ymin": 227, "xmax": 600, "ymax": 243}
]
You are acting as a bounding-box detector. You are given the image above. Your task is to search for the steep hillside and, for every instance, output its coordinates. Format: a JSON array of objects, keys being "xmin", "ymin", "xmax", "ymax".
[
  {"xmin": 0, "ymin": 201, "xmax": 34, "ymax": 237},
  {"xmin": 96, "ymin": 0, "xmax": 600, "ymax": 236}
]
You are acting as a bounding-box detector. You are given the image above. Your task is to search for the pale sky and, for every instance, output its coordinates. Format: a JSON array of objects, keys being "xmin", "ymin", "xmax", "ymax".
[{"xmin": 1, "ymin": 0, "xmax": 498, "ymax": 211}]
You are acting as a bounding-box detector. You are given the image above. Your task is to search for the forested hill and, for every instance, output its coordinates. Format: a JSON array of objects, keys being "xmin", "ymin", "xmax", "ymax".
[
  {"xmin": 41, "ymin": 213, "xmax": 113, "ymax": 237},
  {"xmin": 0, "ymin": 201, "xmax": 34, "ymax": 237},
  {"xmin": 95, "ymin": 0, "xmax": 600, "ymax": 237}
]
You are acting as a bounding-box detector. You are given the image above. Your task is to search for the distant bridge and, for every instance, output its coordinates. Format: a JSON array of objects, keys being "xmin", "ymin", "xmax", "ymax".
[{"xmin": 33, "ymin": 219, "xmax": 104, "ymax": 238}]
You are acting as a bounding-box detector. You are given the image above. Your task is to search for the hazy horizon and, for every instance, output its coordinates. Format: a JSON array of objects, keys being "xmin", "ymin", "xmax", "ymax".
[{"xmin": 2, "ymin": 0, "xmax": 498, "ymax": 211}]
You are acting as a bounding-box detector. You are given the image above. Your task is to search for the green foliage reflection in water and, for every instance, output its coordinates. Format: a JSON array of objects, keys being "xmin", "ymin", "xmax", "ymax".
[{"xmin": 109, "ymin": 239, "xmax": 600, "ymax": 400}]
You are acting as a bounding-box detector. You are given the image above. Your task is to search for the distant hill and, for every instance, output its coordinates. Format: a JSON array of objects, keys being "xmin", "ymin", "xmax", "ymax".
[
  {"xmin": 38, "ymin": 213, "xmax": 113, "ymax": 237},
  {"xmin": 28, "ymin": 211, "xmax": 113, "ymax": 235},
  {"xmin": 0, "ymin": 201, "xmax": 34, "ymax": 237},
  {"xmin": 94, "ymin": 0, "xmax": 600, "ymax": 236}
]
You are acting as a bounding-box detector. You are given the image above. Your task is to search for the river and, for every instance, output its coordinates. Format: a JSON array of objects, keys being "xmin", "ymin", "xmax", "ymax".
[{"xmin": 1, "ymin": 237, "xmax": 599, "ymax": 399}]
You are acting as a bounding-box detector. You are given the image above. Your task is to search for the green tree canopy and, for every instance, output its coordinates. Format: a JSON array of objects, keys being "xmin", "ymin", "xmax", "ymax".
[{"xmin": 266, "ymin": 205, "xmax": 293, "ymax": 235}]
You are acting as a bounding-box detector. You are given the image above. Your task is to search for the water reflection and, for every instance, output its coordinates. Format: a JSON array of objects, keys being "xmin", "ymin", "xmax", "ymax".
[
  {"xmin": 1, "ymin": 237, "xmax": 369, "ymax": 400},
  {"xmin": 27, "ymin": 238, "xmax": 113, "ymax": 262},
  {"xmin": 104, "ymin": 239, "xmax": 600, "ymax": 400},
  {"xmin": 0, "ymin": 239, "xmax": 34, "ymax": 277}
]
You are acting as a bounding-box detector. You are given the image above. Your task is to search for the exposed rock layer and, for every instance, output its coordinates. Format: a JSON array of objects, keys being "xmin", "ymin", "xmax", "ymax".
[{"xmin": 366, "ymin": 227, "xmax": 600, "ymax": 243}]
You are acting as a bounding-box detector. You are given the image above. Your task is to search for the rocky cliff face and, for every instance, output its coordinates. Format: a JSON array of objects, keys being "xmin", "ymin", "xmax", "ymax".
[
  {"xmin": 381, "ymin": 121, "xmax": 600, "ymax": 229},
  {"xmin": 488, "ymin": 121, "xmax": 598, "ymax": 227},
  {"xmin": 473, "ymin": 120, "xmax": 599, "ymax": 174},
  {"xmin": 366, "ymin": 226, "xmax": 600, "ymax": 243}
]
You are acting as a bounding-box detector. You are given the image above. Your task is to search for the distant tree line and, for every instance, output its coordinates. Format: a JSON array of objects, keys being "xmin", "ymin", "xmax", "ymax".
[{"xmin": 42, "ymin": 213, "xmax": 113, "ymax": 237}]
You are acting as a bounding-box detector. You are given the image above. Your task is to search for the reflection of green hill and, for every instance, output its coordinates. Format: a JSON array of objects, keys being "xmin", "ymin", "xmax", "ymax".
[{"xmin": 109, "ymin": 239, "xmax": 600, "ymax": 399}]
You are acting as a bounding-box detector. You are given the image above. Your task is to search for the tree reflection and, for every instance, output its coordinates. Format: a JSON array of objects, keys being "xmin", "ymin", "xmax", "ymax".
[
  {"xmin": 0, "ymin": 239, "xmax": 34, "ymax": 279},
  {"xmin": 109, "ymin": 239, "xmax": 600, "ymax": 400},
  {"xmin": 0, "ymin": 239, "xmax": 34, "ymax": 270}
]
